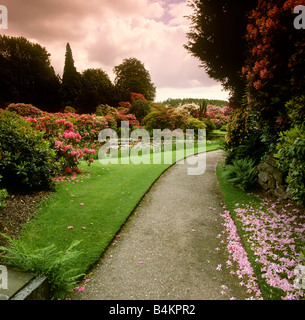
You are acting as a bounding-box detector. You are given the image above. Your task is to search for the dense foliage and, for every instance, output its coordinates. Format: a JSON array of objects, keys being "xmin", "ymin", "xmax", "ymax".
[
  {"xmin": 61, "ymin": 43, "xmax": 82, "ymax": 110},
  {"xmin": 143, "ymin": 109, "xmax": 188, "ymax": 131},
  {"xmin": 275, "ymin": 125, "xmax": 305, "ymax": 205},
  {"xmin": 187, "ymin": 0, "xmax": 305, "ymax": 204},
  {"xmin": 185, "ymin": 0, "xmax": 257, "ymax": 106},
  {"xmin": 222, "ymin": 158, "xmax": 258, "ymax": 191},
  {"xmin": 243, "ymin": 0, "xmax": 305, "ymax": 122},
  {"xmin": 162, "ymin": 98, "xmax": 228, "ymax": 108},
  {"xmin": 113, "ymin": 58, "xmax": 156, "ymax": 102},
  {"xmin": 0, "ymin": 36, "xmax": 61, "ymax": 111},
  {"xmin": 0, "ymin": 110, "xmax": 58, "ymax": 192},
  {"xmin": 129, "ymin": 95, "xmax": 151, "ymax": 123}
]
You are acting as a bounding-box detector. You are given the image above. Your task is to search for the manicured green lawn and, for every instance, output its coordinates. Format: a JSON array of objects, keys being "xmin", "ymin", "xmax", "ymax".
[
  {"xmin": 18, "ymin": 141, "xmax": 223, "ymax": 278},
  {"xmin": 22, "ymin": 161, "xmax": 169, "ymax": 267},
  {"xmin": 212, "ymin": 130, "xmax": 226, "ymax": 135}
]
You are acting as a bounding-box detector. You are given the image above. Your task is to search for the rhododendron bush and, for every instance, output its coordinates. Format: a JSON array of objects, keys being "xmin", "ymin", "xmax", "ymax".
[
  {"xmin": 243, "ymin": 0, "xmax": 305, "ymax": 121},
  {"xmin": 206, "ymin": 105, "xmax": 231, "ymax": 128},
  {"xmin": 175, "ymin": 103, "xmax": 233, "ymax": 129},
  {"xmin": 3, "ymin": 102, "xmax": 145, "ymax": 176},
  {"xmin": 24, "ymin": 111, "xmax": 109, "ymax": 174},
  {"xmin": 3, "ymin": 104, "xmax": 111, "ymax": 176},
  {"xmin": 143, "ymin": 108, "xmax": 189, "ymax": 131}
]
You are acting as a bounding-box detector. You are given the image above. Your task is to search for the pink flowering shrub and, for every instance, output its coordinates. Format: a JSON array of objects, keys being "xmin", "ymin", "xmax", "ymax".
[
  {"xmin": 130, "ymin": 92, "xmax": 146, "ymax": 101},
  {"xmin": 6, "ymin": 103, "xmax": 45, "ymax": 117},
  {"xmin": 69, "ymin": 113, "xmax": 109, "ymax": 145},
  {"xmin": 115, "ymin": 110, "xmax": 140, "ymax": 129},
  {"xmin": 5, "ymin": 102, "xmax": 141, "ymax": 175},
  {"xmin": 189, "ymin": 104, "xmax": 232, "ymax": 129},
  {"xmin": 23, "ymin": 111, "xmax": 109, "ymax": 174},
  {"xmin": 117, "ymin": 102, "xmax": 131, "ymax": 115},
  {"xmin": 206, "ymin": 105, "xmax": 230, "ymax": 128}
]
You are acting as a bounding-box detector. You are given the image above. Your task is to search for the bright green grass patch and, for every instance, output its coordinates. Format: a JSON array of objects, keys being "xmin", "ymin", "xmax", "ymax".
[
  {"xmin": 22, "ymin": 142, "xmax": 221, "ymax": 263},
  {"xmin": 21, "ymin": 161, "xmax": 170, "ymax": 267},
  {"xmin": 2, "ymin": 141, "xmax": 223, "ymax": 298},
  {"xmin": 212, "ymin": 130, "xmax": 226, "ymax": 135}
]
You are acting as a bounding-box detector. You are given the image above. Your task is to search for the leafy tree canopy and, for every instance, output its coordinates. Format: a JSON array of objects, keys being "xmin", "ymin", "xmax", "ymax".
[
  {"xmin": 185, "ymin": 0, "xmax": 257, "ymax": 106},
  {"xmin": 162, "ymin": 97, "xmax": 228, "ymax": 108},
  {"xmin": 0, "ymin": 35, "xmax": 61, "ymax": 111},
  {"xmin": 113, "ymin": 57, "xmax": 156, "ymax": 102},
  {"xmin": 78, "ymin": 68, "xmax": 115, "ymax": 114}
]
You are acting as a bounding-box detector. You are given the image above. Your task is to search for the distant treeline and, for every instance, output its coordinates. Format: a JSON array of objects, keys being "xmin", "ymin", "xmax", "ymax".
[{"xmin": 161, "ymin": 98, "xmax": 228, "ymax": 108}]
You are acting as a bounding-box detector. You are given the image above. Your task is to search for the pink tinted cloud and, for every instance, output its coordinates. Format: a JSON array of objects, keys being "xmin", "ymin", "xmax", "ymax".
[{"xmin": 0, "ymin": 0, "xmax": 225, "ymax": 100}]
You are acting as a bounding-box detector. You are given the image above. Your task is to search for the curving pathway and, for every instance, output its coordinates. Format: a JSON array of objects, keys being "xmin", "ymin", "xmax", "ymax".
[{"xmin": 72, "ymin": 150, "xmax": 249, "ymax": 300}]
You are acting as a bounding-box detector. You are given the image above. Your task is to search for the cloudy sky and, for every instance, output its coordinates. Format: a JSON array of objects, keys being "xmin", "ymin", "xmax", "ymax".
[{"xmin": 0, "ymin": 0, "xmax": 229, "ymax": 102}]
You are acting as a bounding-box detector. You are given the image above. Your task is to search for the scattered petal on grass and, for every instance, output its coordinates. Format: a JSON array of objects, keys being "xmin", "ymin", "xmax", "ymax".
[
  {"xmin": 80, "ymin": 203, "xmax": 84, "ymax": 206},
  {"xmin": 81, "ymin": 227, "xmax": 86, "ymax": 230},
  {"xmin": 67, "ymin": 226, "xmax": 74, "ymax": 229}
]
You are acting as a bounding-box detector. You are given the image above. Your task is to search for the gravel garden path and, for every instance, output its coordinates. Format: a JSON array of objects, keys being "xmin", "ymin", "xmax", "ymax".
[{"xmin": 72, "ymin": 150, "xmax": 250, "ymax": 300}]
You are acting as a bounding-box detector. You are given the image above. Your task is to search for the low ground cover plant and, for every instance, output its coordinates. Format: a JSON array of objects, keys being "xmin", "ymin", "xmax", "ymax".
[
  {"xmin": 0, "ymin": 235, "xmax": 84, "ymax": 299},
  {"xmin": 222, "ymin": 158, "xmax": 258, "ymax": 191}
]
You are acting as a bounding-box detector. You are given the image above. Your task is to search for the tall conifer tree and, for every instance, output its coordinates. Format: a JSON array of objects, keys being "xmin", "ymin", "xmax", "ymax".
[{"xmin": 61, "ymin": 43, "xmax": 81, "ymax": 109}]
